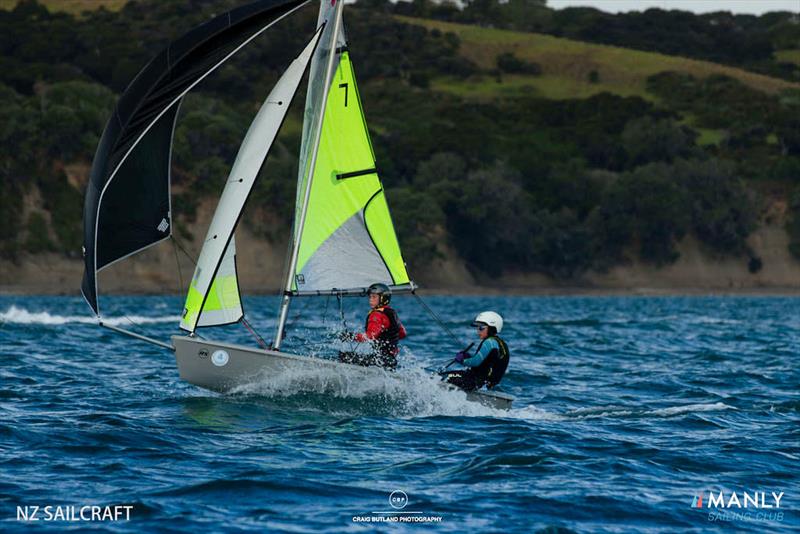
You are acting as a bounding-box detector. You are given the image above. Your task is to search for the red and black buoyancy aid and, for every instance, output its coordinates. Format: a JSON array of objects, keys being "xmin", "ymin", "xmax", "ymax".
[
  {"xmin": 472, "ymin": 335, "xmax": 510, "ymax": 388},
  {"xmin": 367, "ymin": 306, "xmax": 401, "ymax": 357}
]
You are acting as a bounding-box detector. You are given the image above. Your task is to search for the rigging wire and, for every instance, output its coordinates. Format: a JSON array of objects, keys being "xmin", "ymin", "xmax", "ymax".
[
  {"xmin": 121, "ymin": 313, "xmax": 176, "ymax": 343},
  {"xmin": 242, "ymin": 316, "xmax": 269, "ymax": 350},
  {"xmin": 171, "ymin": 239, "xmax": 185, "ymax": 297},
  {"xmin": 322, "ymin": 293, "xmax": 330, "ymax": 326},
  {"xmin": 337, "ymin": 293, "xmax": 349, "ymax": 331},
  {"xmin": 172, "ymin": 235, "xmax": 265, "ymax": 348},
  {"xmin": 97, "ymin": 238, "xmax": 195, "ymax": 348},
  {"xmin": 336, "ymin": 292, "xmax": 356, "ymax": 350},
  {"xmin": 412, "ymin": 291, "xmax": 463, "ymax": 347},
  {"xmin": 172, "ymin": 236, "xmax": 197, "ymax": 266}
]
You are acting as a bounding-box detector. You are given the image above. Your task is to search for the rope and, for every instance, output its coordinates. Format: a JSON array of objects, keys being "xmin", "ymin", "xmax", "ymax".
[
  {"xmin": 124, "ymin": 314, "xmax": 140, "ymax": 329},
  {"xmin": 412, "ymin": 292, "xmax": 462, "ymax": 347},
  {"xmin": 337, "ymin": 292, "xmax": 349, "ymax": 331},
  {"xmin": 241, "ymin": 317, "xmax": 269, "ymax": 350},
  {"xmin": 322, "ymin": 294, "xmax": 330, "ymax": 326},
  {"xmin": 172, "ymin": 236, "xmax": 197, "ymax": 266},
  {"xmin": 171, "ymin": 239, "xmax": 184, "ymax": 297},
  {"xmin": 336, "ymin": 292, "xmax": 356, "ymax": 350}
]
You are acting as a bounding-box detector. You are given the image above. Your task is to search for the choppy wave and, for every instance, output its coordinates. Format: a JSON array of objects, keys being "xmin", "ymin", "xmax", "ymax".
[{"xmin": 1, "ymin": 294, "xmax": 798, "ymax": 533}]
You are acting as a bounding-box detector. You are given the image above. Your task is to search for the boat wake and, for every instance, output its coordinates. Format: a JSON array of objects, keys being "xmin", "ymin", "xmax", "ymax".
[
  {"xmin": 0, "ymin": 305, "xmax": 178, "ymax": 326},
  {"xmin": 228, "ymin": 362, "xmax": 554, "ymax": 421},
  {"xmin": 226, "ymin": 360, "xmax": 733, "ymax": 423}
]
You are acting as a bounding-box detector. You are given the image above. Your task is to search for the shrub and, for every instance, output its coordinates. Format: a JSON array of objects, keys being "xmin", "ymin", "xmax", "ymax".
[
  {"xmin": 786, "ymin": 186, "xmax": 800, "ymax": 260},
  {"xmin": 25, "ymin": 212, "xmax": 54, "ymax": 254},
  {"xmin": 385, "ymin": 187, "xmax": 445, "ymax": 267},
  {"xmin": 496, "ymin": 52, "xmax": 542, "ymax": 75},
  {"xmin": 675, "ymin": 159, "xmax": 756, "ymax": 255},
  {"xmin": 529, "ymin": 208, "xmax": 590, "ymax": 278},
  {"xmin": 591, "ymin": 163, "xmax": 690, "ymax": 265},
  {"xmin": 621, "ymin": 117, "xmax": 694, "ymax": 168},
  {"xmin": 37, "ymin": 169, "xmax": 83, "ymax": 256}
]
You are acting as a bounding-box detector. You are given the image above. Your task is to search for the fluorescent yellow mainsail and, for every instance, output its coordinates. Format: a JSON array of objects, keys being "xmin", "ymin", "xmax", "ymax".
[
  {"xmin": 291, "ymin": 51, "xmax": 410, "ymax": 293},
  {"xmin": 273, "ymin": 1, "xmax": 414, "ymax": 349}
]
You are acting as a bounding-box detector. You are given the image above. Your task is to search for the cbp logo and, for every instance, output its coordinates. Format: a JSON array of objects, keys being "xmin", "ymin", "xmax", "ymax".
[{"xmin": 389, "ymin": 490, "xmax": 408, "ymax": 510}]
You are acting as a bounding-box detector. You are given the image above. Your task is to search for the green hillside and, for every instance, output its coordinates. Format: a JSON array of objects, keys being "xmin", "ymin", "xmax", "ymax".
[
  {"xmin": 1, "ymin": 0, "xmax": 799, "ymax": 284},
  {"xmin": 397, "ymin": 16, "xmax": 800, "ymax": 101}
]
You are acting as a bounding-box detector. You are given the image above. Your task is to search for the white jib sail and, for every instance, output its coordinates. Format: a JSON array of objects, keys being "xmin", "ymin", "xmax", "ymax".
[{"xmin": 180, "ymin": 26, "xmax": 324, "ymax": 332}]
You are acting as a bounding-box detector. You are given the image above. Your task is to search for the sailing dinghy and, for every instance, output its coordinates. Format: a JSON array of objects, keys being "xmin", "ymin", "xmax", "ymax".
[{"xmin": 81, "ymin": 0, "xmax": 513, "ymax": 411}]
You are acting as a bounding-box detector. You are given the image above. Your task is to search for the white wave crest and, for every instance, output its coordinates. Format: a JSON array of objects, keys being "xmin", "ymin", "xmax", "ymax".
[
  {"xmin": 648, "ymin": 402, "xmax": 734, "ymax": 417},
  {"xmin": 0, "ymin": 305, "xmax": 178, "ymax": 326},
  {"xmin": 568, "ymin": 402, "xmax": 733, "ymax": 419}
]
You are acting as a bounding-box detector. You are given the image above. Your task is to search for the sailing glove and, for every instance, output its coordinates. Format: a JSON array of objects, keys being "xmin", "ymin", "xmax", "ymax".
[{"xmin": 454, "ymin": 351, "xmax": 468, "ymax": 363}]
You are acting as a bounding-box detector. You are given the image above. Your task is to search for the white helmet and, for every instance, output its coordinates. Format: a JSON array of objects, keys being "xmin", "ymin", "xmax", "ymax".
[{"xmin": 471, "ymin": 311, "xmax": 503, "ymax": 334}]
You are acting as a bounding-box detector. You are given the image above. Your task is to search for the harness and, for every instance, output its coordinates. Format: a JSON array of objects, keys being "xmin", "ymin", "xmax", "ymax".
[{"xmin": 472, "ymin": 335, "xmax": 510, "ymax": 388}]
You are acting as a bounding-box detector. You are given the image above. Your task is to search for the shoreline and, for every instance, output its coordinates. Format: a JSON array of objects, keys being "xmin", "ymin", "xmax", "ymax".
[{"xmin": 3, "ymin": 222, "xmax": 800, "ymax": 299}]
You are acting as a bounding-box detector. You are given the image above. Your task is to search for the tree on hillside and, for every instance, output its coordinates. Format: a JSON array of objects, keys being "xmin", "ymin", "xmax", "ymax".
[{"xmin": 621, "ymin": 117, "xmax": 695, "ymax": 168}]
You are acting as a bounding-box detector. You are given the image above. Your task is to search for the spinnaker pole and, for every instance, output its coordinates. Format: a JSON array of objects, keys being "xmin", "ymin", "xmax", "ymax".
[{"xmin": 273, "ymin": 1, "xmax": 344, "ymax": 350}]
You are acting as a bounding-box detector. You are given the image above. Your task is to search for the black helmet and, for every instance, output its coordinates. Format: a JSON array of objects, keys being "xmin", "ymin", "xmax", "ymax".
[{"xmin": 367, "ymin": 283, "xmax": 391, "ymax": 306}]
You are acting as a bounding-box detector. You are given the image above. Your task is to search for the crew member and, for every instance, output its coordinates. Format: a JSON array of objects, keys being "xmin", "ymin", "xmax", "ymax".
[
  {"xmin": 338, "ymin": 283, "xmax": 406, "ymax": 369},
  {"xmin": 442, "ymin": 311, "xmax": 509, "ymax": 391}
]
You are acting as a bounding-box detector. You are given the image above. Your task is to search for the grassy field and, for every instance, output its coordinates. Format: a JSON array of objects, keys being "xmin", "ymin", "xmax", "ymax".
[
  {"xmin": 775, "ymin": 49, "xmax": 800, "ymax": 65},
  {"xmin": 0, "ymin": 0, "xmax": 126, "ymax": 14},
  {"xmin": 397, "ymin": 16, "xmax": 800, "ymax": 101}
]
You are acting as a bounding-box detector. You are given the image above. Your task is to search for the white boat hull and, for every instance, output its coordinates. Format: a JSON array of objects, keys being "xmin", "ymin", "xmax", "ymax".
[{"xmin": 172, "ymin": 335, "xmax": 513, "ymax": 410}]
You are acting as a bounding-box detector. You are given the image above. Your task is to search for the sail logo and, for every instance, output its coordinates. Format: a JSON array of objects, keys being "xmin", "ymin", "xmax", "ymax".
[
  {"xmin": 211, "ymin": 350, "xmax": 229, "ymax": 367},
  {"xmin": 691, "ymin": 491, "xmax": 784, "ymax": 509},
  {"xmin": 157, "ymin": 218, "xmax": 169, "ymax": 233},
  {"xmin": 691, "ymin": 490, "xmax": 785, "ymax": 524}
]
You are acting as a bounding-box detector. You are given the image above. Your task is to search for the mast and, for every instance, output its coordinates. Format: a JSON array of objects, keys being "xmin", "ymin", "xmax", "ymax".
[{"xmin": 273, "ymin": 1, "xmax": 344, "ymax": 350}]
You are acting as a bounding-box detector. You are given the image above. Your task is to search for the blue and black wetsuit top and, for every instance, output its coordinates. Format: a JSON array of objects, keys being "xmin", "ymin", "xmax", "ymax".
[{"xmin": 461, "ymin": 336, "xmax": 510, "ymax": 388}]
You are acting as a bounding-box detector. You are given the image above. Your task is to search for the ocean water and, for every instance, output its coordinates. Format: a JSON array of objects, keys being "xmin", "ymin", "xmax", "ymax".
[{"xmin": 0, "ymin": 295, "xmax": 797, "ymax": 533}]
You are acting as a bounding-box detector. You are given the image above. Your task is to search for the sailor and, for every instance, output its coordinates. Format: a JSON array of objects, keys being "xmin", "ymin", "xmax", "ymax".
[
  {"xmin": 338, "ymin": 283, "xmax": 407, "ymax": 369},
  {"xmin": 442, "ymin": 311, "xmax": 509, "ymax": 391}
]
